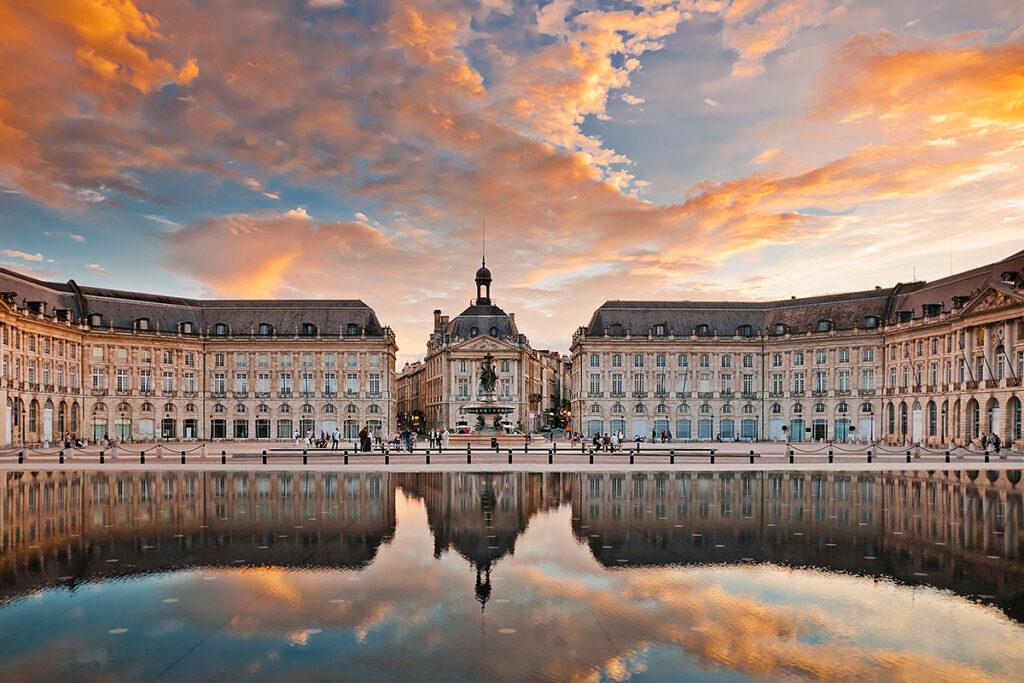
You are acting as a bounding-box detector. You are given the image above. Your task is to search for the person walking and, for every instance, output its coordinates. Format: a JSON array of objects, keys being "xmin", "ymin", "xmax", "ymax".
[
  {"xmin": 610, "ymin": 431, "xmax": 620, "ymax": 452},
  {"xmin": 442, "ymin": 427, "xmax": 450, "ymax": 449},
  {"xmin": 331, "ymin": 428, "xmax": 340, "ymax": 451}
]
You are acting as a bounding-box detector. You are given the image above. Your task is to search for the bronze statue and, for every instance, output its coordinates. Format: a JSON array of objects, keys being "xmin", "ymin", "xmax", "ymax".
[{"xmin": 479, "ymin": 353, "xmax": 498, "ymax": 394}]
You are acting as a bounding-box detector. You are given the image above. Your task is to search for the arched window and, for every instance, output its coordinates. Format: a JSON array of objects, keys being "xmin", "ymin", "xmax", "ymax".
[
  {"xmin": 743, "ymin": 404, "xmax": 756, "ymax": 414},
  {"xmin": 280, "ymin": 404, "xmax": 291, "ymax": 413},
  {"xmin": 656, "ymin": 404, "xmax": 667, "ymax": 413},
  {"xmin": 302, "ymin": 404, "xmax": 314, "ymax": 413},
  {"xmin": 590, "ymin": 405, "xmax": 601, "ymax": 414},
  {"xmin": 323, "ymin": 404, "xmax": 336, "ymax": 413},
  {"xmin": 721, "ymin": 404, "xmax": 733, "ymax": 414},
  {"xmin": 489, "ymin": 326, "xmax": 499, "ymax": 337},
  {"xmin": 699, "ymin": 404, "xmax": 712, "ymax": 414},
  {"xmin": 257, "ymin": 404, "xmax": 269, "ymax": 413},
  {"xmin": 900, "ymin": 402, "xmax": 908, "ymax": 435},
  {"xmin": 678, "ymin": 404, "xmax": 689, "ymax": 413},
  {"xmin": 141, "ymin": 402, "xmax": 153, "ymax": 412},
  {"xmin": 837, "ymin": 402, "xmax": 848, "ymax": 414},
  {"xmin": 346, "ymin": 404, "xmax": 357, "ymax": 414},
  {"xmin": 612, "ymin": 404, "xmax": 624, "ymax": 414},
  {"xmin": 236, "ymin": 404, "xmax": 246, "ymax": 413},
  {"xmin": 117, "ymin": 402, "xmax": 131, "ymax": 412},
  {"xmin": 368, "ymin": 404, "xmax": 380, "ymax": 414},
  {"xmin": 861, "ymin": 402, "xmax": 873, "ymax": 413},
  {"xmin": 214, "ymin": 404, "xmax": 225, "ymax": 413},
  {"xmin": 185, "ymin": 403, "xmax": 197, "ymax": 412},
  {"xmin": 888, "ymin": 402, "xmax": 895, "ymax": 434},
  {"xmin": 814, "ymin": 403, "xmax": 825, "ymax": 413},
  {"xmin": 793, "ymin": 403, "xmax": 803, "ymax": 414},
  {"xmin": 771, "ymin": 403, "xmax": 782, "ymax": 414},
  {"xmin": 469, "ymin": 326, "xmax": 479, "ymax": 337},
  {"xmin": 163, "ymin": 403, "xmax": 175, "ymax": 412},
  {"xmin": 635, "ymin": 404, "xmax": 645, "ymax": 413}
]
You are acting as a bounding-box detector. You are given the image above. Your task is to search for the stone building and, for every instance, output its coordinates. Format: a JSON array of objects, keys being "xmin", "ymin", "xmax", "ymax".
[
  {"xmin": 398, "ymin": 262, "xmax": 544, "ymax": 433},
  {"xmin": 571, "ymin": 251, "xmax": 1024, "ymax": 448},
  {"xmin": 0, "ymin": 268, "xmax": 397, "ymax": 447}
]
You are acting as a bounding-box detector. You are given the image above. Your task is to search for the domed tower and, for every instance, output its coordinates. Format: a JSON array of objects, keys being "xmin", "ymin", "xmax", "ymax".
[{"xmin": 475, "ymin": 259, "xmax": 492, "ymax": 305}]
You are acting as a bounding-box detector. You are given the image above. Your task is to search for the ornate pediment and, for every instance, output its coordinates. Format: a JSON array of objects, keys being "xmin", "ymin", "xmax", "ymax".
[
  {"xmin": 451, "ymin": 335, "xmax": 516, "ymax": 353},
  {"xmin": 961, "ymin": 284, "xmax": 1024, "ymax": 317}
]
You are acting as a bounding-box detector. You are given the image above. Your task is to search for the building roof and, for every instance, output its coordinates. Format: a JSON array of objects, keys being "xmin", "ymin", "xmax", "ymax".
[
  {"xmin": 445, "ymin": 302, "xmax": 519, "ymax": 341},
  {"xmin": 0, "ymin": 267, "xmax": 386, "ymax": 336},
  {"xmin": 583, "ymin": 250, "xmax": 1024, "ymax": 337}
]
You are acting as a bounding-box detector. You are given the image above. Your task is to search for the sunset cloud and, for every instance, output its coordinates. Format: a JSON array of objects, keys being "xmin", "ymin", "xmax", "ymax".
[{"xmin": 1, "ymin": 249, "xmax": 43, "ymax": 261}]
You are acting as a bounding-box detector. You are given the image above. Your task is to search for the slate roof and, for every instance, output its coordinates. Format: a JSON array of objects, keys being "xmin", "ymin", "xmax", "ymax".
[
  {"xmin": 445, "ymin": 302, "xmax": 519, "ymax": 342},
  {"xmin": 585, "ymin": 249, "xmax": 1024, "ymax": 336},
  {"xmin": 0, "ymin": 267, "xmax": 386, "ymax": 336}
]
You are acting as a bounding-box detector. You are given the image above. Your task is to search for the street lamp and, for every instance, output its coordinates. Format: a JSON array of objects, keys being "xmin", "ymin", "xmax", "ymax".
[{"xmin": 21, "ymin": 405, "xmax": 26, "ymax": 446}]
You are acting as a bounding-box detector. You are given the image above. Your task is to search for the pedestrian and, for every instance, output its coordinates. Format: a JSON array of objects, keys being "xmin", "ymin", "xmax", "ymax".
[
  {"xmin": 610, "ymin": 431, "xmax": 619, "ymax": 452},
  {"xmin": 602, "ymin": 433, "xmax": 611, "ymax": 452},
  {"xmin": 331, "ymin": 428, "xmax": 340, "ymax": 450},
  {"xmin": 442, "ymin": 427, "xmax": 450, "ymax": 448},
  {"xmin": 994, "ymin": 433, "xmax": 1002, "ymax": 453}
]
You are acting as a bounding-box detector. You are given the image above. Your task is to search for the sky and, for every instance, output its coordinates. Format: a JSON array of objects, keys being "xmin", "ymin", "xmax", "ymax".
[{"xmin": 1, "ymin": 0, "xmax": 1023, "ymax": 363}]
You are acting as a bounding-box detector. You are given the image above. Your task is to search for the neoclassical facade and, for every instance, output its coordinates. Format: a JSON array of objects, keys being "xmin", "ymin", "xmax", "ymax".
[
  {"xmin": 397, "ymin": 263, "xmax": 545, "ymax": 432},
  {"xmin": 0, "ymin": 268, "xmax": 397, "ymax": 447},
  {"xmin": 571, "ymin": 251, "xmax": 1024, "ymax": 449}
]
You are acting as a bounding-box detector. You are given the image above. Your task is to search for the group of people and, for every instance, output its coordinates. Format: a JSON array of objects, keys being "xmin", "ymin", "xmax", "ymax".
[
  {"xmin": 292, "ymin": 426, "xmax": 376, "ymax": 451},
  {"xmin": 426, "ymin": 428, "xmax": 450, "ymax": 449},
  {"xmin": 981, "ymin": 432, "xmax": 1004, "ymax": 453},
  {"xmin": 590, "ymin": 430, "xmax": 626, "ymax": 452}
]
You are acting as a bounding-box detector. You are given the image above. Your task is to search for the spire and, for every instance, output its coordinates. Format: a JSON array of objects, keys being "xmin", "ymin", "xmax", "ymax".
[
  {"xmin": 475, "ymin": 219, "xmax": 492, "ymax": 305},
  {"xmin": 481, "ymin": 218, "xmax": 486, "ymax": 268}
]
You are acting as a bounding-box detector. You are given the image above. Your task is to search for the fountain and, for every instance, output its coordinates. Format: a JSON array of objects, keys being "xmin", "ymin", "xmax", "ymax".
[{"xmin": 449, "ymin": 352, "xmax": 525, "ymax": 447}]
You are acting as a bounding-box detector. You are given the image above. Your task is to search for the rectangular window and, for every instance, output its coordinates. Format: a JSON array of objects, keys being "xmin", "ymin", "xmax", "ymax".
[
  {"xmin": 235, "ymin": 373, "xmax": 248, "ymax": 393},
  {"xmin": 612, "ymin": 354, "xmax": 622, "ymax": 367},
  {"xmin": 793, "ymin": 372, "xmax": 805, "ymax": 393},
  {"xmin": 814, "ymin": 371, "xmax": 827, "ymax": 392},
  {"xmin": 141, "ymin": 349, "xmax": 151, "ymax": 364},
  {"xmin": 793, "ymin": 352, "xmax": 804, "ymax": 366},
  {"xmin": 301, "ymin": 372, "xmax": 314, "ymax": 393},
  {"xmin": 838, "ymin": 349, "xmax": 849, "ymax": 364},
  {"xmin": 459, "ymin": 360, "xmax": 467, "ymax": 373},
  {"xmin": 92, "ymin": 367, "xmax": 105, "ymax": 389},
  {"xmin": 612, "ymin": 374, "xmax": 623, "ymax": 394},
  {"xmin": 281, "ymin": 354, "xmax": 293, "ymax": 368},
  {"xmin": 721, "ymin": 373, "xmax": 732, "ymax": 393},
  {"xmin": 862, "ymin": 348, "xmax": 874, "ymax": 362},
  {"xmin": 816, "ymin": 351, "xmax": 826, "ymax": 365},
  {"xmin": 590, "ymin": 353, "xmax": 600, "ymax": 367},
  {"xmin": 457, "ymin": 378, "xmax": 469, "ymax": 398},
  {"xmin": 589, "ymin": 374, "xmax": 601, "ymax": 394},
  {"xmin": 184, "ymin": 372, "xmax": 195, "ymax": 393},
  {"xmin": 742, "ymin": 354, "xmax": 753, "ymax": 368},
  {"xmin": 771, "ymin": 374, "xmax": 783, "ymax": 394},
  {"xmin": 347, "ymin": 353, "xmax": 358, "ymax": 367},
  {"xmin": 772, "ymin": 353, "xmax": 782, "ymax": 368},
  {"xmin": 280, "ymin": 373, "xmax": 292, "ymax": 394},
  {"xmin": 634, "ymin": 354, "xmax": 644, "ymax": 368},
  {"xmin": 677, "ymin": 354, "xmax": 688, "ymax": 367},
  {"xmin": 116, "ymin": 348, "xmax": 128, "ymax": 363},
  {"xmin": 185, "ymin": 352, "xmax": 195, "ymax": 367},
  {"xmin": 139, "ymin": 369, "xmax": 152, "ymax": 392},
  {"xmin": 369, "ymin": 354, "xmax": 381, "ymax": 368},
  {"xmin": 721, "ymin": 355, "xmax": 731, "ymax": 368},
  {"xmin": 163, "ymin": 350, "xmax": 173, "ymax": 364},
  {"xmin": 163, "ymin": 371, "xmax": 174, "ymax": 392},
  {"xmin": 742, "ymin": 374, "xmax": 754, "ymax": 394},
  {"xmin": 258, "ymin": 353, "xmax": 270, "ymax": 368},
  {"xmin": 213, "ymin": 373, "xmax": 226, "ymax": 394},
  {"xmin": 656, "ymin": 373, "xmax": 666, "ymax": 393},
  {"xmin": 346, "ymin": 373, "xmax": 358, "ymax": 395},
  {"xmin": 634, "ymin": 373, "xmax": 645, "ymax": 393},
  {"xmin": 656, "ymin": 354, "xmax": 666, "ymax": 368},
  {"xmin": 838, "ymin": 370, "xmax": 850, "ymax": 391},
  {"xmin": 324, "ymin": 353, "xmax": 335, "ymax": 368},
  {"xmin": 699, "ymin": 373, "xmax": 711, "ymax": 392},
  {"xmin": 930, "ymin": 363, "xmax": 938, "ymax": 385},
  {"xmin": 500, "ymin": 379, "xmax": 511, "ymax": 398},
  {"xmin": 258, "ymin": 373, "xmax": 270, "ymax": 394},
  {"xmin": 70, "ymin": 367, "xmax": 77, "ymax": 389},
  {"xmin": 500, "ymin": 360, "xmax": 510, "ymax": 373},
  {"xmin": 324, "ymin": 373, "xmax": 335, "ymax": 394},
  {"xmin": 117, "ymin": 368, "xmax": 130, "ymax": 392},
  {"xmin": 700, "ymin": 354, "xmax": 709, "ymax": 368},
  {"xmin": 861, "ymin": 369, "xmax": 874, "ymax": 391},
  {"xmin": 215, "ymin": 353, "xmax": 225, "ymax": 367},
  {"xmin": 236, "ymin": 354, "xmax": 247, "ymax": 367}
]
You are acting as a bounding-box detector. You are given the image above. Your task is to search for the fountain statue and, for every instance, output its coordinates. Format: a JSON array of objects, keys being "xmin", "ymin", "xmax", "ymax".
[{"xmin": 464, "ymin": 352, "xmax": 513, "ymax": 436}]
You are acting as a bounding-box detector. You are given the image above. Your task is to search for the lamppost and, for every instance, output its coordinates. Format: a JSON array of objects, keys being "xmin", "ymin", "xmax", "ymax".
[
  {"xmin": 119, "ymin": 410, "xmax": 125, "ymax": 444},
  {"xmin": 20, "ymin": 404, "xmax": 26, "ymax": 447}
]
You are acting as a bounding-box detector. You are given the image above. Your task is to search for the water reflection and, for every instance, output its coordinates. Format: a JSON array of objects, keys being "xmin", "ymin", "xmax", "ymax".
[{"xmin": 0, "ymin": 470, "xmax": 1022, "ymax": 681}]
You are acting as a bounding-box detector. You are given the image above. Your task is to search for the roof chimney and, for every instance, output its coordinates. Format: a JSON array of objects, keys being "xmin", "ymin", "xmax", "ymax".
[{"xmin": 433, "ymin": 309, "xmax": 442, "ymax": 332}]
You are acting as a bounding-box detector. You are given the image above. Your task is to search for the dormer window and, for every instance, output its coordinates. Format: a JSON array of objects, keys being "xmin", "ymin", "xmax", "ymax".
[
  {"xmin": 817, "ymin": 320, "xmax": 832, "ymax": 332},
  {"xmin": 695, "ymin": 324, "xmax": 710, "ymax": 337},
  {"xmin": 489, "ymin": 326, "xmax": 499, "ymax": 337},
  {"xmin": 609, "ymin": 323, "xmax": 624, "ymax": 336},
  {"xmin": 654, "ymin": 324, "xmax": 666, "ymax": 336},
  {"xmin": 89, "ymin": 313, "xmax": 103, "ymax": 327},
  {"xmin": 469, "ymin": 326, "xmax": 479, "ymax": 337},
  {"xmin": 213, "ymin": 323, "xmax": 228, "ymax": 336},
  {"xmin": 301, "ymin": 323, "xmax": 317, "ymax": 338},
  {"xmin": 864, "ymin": 315, "xmax": 879, "ymax": 329},
  {"xmin": 774, "ymin": 323, "xmax": 788, "ymax": 336},
  {"xmin": 738, "ymin": 324, "xmax": 753, "ymax": 337},
  {"xmin": 258, "ymin": 323, "xmax": 273, "ymax": 336},
  {"xmin": 136, "ymin": 318, "xmax": 150, "ymax": 331},
  {"xmin": 346, "ymin": 323, "xmax": 360, "ymax": 336}
]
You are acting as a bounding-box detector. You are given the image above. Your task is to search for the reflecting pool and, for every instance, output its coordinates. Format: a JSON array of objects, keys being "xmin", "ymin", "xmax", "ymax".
[{"xmin": 1, "ymin": 470, "xmax": 1023, "ymax": 681}]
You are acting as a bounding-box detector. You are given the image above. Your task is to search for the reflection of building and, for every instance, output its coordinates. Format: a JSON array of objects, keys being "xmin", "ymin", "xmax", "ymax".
[
  {"xmin": 0, "ymin": 471, "xmax": 395, "ymax": 593},
  {"xmin": 569, "ymin": 469, "xmax": 1024, "ymax": 620},
  {"xmin": 397, "ymin": 263, "xmax": 546, "ymax": 432},
  {"xmin": 571, "ymin": 251, "xmax": 1024, "ymax": 448},
  {"xmin": 0, "ymin": 268, "xmax": 398, "ymax": 446}
]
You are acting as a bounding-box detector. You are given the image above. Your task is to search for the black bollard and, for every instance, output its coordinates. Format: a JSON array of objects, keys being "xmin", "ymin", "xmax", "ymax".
[
  {"xmin": 670, "ymin": 454, "xmax": 675, "ymax": 465},
  {"xmin": 426, "ymin": 453, "xmax": 430, "ymax": 465},
  {"xmin": 945, "ymin": 451, "xmax": 950, "ymax": 463},
  {"xmin": 344, "ymin": 454, "xmax": 349, "ymax": 465},
  {"xmin": 221, "ymin": 450, "xmax": 227, "ymax": 465},
  {"xmin": 548, "ymin": 451, "xmax": 553, "ymax": 465},
  {"xmin": 100, "ymin": 451, "xmax": 104, "ymax": 464},
  {"xmin": 467, "ymin": 452, "xmax": 472, "ymax": 465},
  {"xmin": 906, "ymin": 453, "xmax": 911, "ymax": 463},
  {"xmin": 181, "ymin": 451, "xmax": 186, "ymax": 464},
  {"xmin": 829, "ymin": 453, "xmax": 834, "ymax": 464},
  {"xmin": 749, "ymin": 454, "xmax": 755, "ymax": 464},
  {"xmin": 18, "ymin": 450, "xmax": 23, "ymax": 464},
  {"xmin": 59, "ymin": 450, "xmax": 64, "ymax": 464},
  {"xmin": 629, "ymin": 453, "xmax": 634, "ymax": 465},
  {"xmin": 385, "ymin": 454, "xmax": 389, "ymax": 465},
  {"xmin": 262, "ymin": 450, "xmax": 267, "ymax": 465},
  {"xmin": 140, "ymin": 451, "xmax": 145, "ymax": 465},
  {"xmin": 589, "ymin": 453, "xmax": 594, "ymax": 464},
  {"xmin": 303, "ymin": 454, "xmax": 308, "ymax": 465},
  {"xmin": 710, "ymin": 454, "xmax": 715, "ymax": 465},
  {"xmin": 525, "ymin": 442, "xmax": 529, "ymax": 454},
  {"xmin": 789, "ymin": 453, "xmax": 795, "ymax": 464},
  {"xmin": 985, "ymin": 453, "xmax": 990, "ymax": 463},
  {"xmin": 508, "ymin": 451, "xmax": 513, "ymax": 465},
  {"xmin": 867, "ymin": 453, "xmax": 872, "ymax": 463},
  {"xmin": 553, "ymin": 442, "xmax": 557, "ymax": 453}
]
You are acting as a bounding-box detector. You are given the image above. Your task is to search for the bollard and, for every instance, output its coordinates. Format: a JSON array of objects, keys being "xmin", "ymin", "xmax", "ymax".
[
  {"xmin": 18, "ymin": 450, "xmax": 23, "ymax": 464},
  {"xmin": 867, "ymin": 453, "xmax": 872, "ymax": 464},
  {"xmin": 789, "ymin": 453, "xmax": 795, "ymax": 464},
  {"xmin": 906, "ymin": 453, "xmax": 911, "ymax": 463},
  {"xmin": 426, "ymin": 453, "xmax": 430, "ymax": 465},
  {"xmin": 508, "ymin": 451, "xmax": 513, "ymax": 465},
  {"xmin": 181, "ymin": 451, "xmax": 186, "ymax": 464},
  {"xmin": 629, "ymin": 453, "xmax": 634, "ymax": 465},
  {"xmin": 467, "ymin": 452, "xmax": 472, "ymax": 465},
  {"xmin": 670, "ymin": 454, "xmax": 675, "ymax": 465},
  {"xmin": 788, "ymin": 449, "xmax": 794, "ymax": 457},
  {"xmin": 59, "ymin": 450, "xmax": 64, "ymax": 464},
  {"xmin": 385, "ymin": 454, "xmax": 389, "ymax": 465},
  {"xmin": 985, "ymin": 453, "xmax": 990, "ymax": 463},
  {"xmin": 945, "ymin": 451, "xmax": 950, "ymax": 463},
  {"xmin": 553, "ymin": 442, "xmax": 557, "ymax": 453},
  {"xmin": 589, "ymin": 453, "xmax": 594, "ymax": 465},
  {"xmin": 829, "ymin": 453, "xmax": 834, "ymax": 464},
  {"xmin": 221, "ymin": 450, "xmax": 227, "ymax": 465},
  {"xmin": 548, "ymin": 451, "xmax": 553, "ymax": 465},
  {"xmin": 710, "ymin": 454, "xmax": 715, "ymax": 465},
  {"xmin": 303, "ymin": 454, "xmax": 308, "ymax": 465},
  {"xmin": 100, "ymin": 451, "xmax": 105, "ymax": 464},
  {"xmin": 344, "ymin": 454, "xmax": 349, "ymax": 465},
  {"xmin": 525, "ymin": 442, "xmax": 529, "ymax": 454},
  {"xmin": 141, "ymin": 451, "xmax": 145, "ymax": 465},
  {"xmin": 262, "ymin": 450, "xmax": 267, "ymax": 465},
  {"xmin": 749, "ymin": 454, "xmax": 755, "ymax": 464}
]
